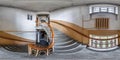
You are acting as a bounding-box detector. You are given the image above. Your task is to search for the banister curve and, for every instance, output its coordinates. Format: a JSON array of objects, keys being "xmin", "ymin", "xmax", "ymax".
[{"xmin": 51, "ymin": 20, "xmax": 119, "ymax": 40}]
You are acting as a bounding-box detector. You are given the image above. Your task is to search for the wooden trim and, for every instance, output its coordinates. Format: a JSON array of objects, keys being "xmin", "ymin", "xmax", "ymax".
[
  {"xmin": 95, "ymin": 18, "xmax": 109, "ymax": 29},
  {"xmin": 0, "ymin": 38, "xmax": 33, "ymax": 45},
  {"xmin": 0, "ymin": 36, "xmax": 33, "ymax": 42}
]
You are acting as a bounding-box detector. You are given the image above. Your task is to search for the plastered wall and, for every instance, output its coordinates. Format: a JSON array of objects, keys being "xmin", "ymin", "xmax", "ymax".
[{"xmin": 0, "ymin": 7, "xmax": 36, "ymax": 31}]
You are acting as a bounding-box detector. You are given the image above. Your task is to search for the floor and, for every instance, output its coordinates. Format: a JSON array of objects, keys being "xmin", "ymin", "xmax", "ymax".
[{"xmin": 0, "ymin": 46, "xmax": 120, "ymax": 60}]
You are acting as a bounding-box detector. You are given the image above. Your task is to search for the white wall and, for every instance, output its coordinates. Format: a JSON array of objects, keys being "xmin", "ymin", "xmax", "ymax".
[
  {"xmin": 50, "ymin": 5, "xmax": 120, "ymax": 30},
  {"xmin": 50, "ymin": 5, "xmax": 93, "ymax": 28},
  {"xmin": 0, "ymin": 7, "xmax": 36, "ymax": 31},
  {"xmin": 51, "ymin": 6, "xmax": 82, "ymax": 26}
]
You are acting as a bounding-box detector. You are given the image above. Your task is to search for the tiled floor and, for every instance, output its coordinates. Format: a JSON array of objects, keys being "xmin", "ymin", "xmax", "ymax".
[{"xmin": 0, "ymin": 47, "xmax": 120, "ymax": 60}]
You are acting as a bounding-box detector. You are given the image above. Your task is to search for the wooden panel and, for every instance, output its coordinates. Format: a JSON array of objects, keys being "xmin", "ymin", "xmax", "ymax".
[
  {"xmin": 95, "ymin": 18, "xmax": 109, "ymax": 29},
  {"xmin": 82, "ymin": 36, "xmax": 89, "ymax": 45},
  {"xmin": 89, "ymin": 30, "xmax": 119, "ymax": 35}
]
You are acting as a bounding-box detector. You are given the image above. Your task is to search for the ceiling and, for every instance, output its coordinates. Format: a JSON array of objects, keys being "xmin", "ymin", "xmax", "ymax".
[{"xmin": 0, "ymin": 0, "xmax": 120, "ymax": 12}]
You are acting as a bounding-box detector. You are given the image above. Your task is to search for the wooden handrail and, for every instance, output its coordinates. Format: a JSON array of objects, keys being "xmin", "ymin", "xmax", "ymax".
[
  {"xmin": 51, "ymin": 20, "xmax": 119, "ymax": 40},
  {"xmin": 0, "ymin": 36, "xmax": 33, "ymax": 42},
  {"xmin": 29, "ymin": 22, "xmax": 55, "ymax": 49},
  {"xmin": 0, "ymin": 31, "xmax": 34, "ymax": 42},
  {"xmin": 0, "ymin": 31, "xmax": 35, "ymax": 32},
  {"xmin": 0, "ymin": 37, "xmax": 33, "ymax": 45},
  {"xmin": 42, "ymin": 22, "xmax": 54, "ymax": 49},
  {"xmin": 0, "ymin": 22, "xmax": 54, "ymax": 47}
]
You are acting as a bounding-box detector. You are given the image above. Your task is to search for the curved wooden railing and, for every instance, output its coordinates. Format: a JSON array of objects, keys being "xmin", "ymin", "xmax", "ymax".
[
  {"xmin": 0, "ymin": 23, "xmax": 54, "ymax": 48},
  {"xmin": 0, "ymin": 20, "xmax": 119, "ymax": 45},
  {"xmin": 0, "ymin": 31, "xmax": 34, "ymax": 45},
  {"xmin": 48, "ymin": 24, "xmax": 54, "ymax": 49},
  {"xmin": 40, "ymin": 22, "xmax": 54, "ymax": 49},
  {"xmin": 0, "ymin": 37, "xmax": 33, "ymax": 45},
  {"xmin": 28, "ymin": 23, "xmax": 54, "ymax": 56},
  {"xmin": 51, "ymin": 20, "xmax": 120, "ymax": 44},
  {"xmin": 51, "ymin": 20, "xmax": 88, "ymax": 35},
  {"xmin": 51, "ymin": 20, "xmax": 88, "ymax": 44},
  {"xmin": 0, "ymin": 35, "xmax": 33, "ymax": 42},
  {"xmin": 51, "ymin": 20, "xmax": 89, "ymax": 37},
  {"xmin": 0, "ymin": 31, "xmax": 34, "ymax": 42}
]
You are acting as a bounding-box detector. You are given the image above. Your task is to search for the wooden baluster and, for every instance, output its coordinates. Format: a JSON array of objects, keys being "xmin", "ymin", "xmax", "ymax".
[
  {"xmin": 104, "ymin": 18, "xmax": 106, "ymax": 29},
  {"xmin": 104, "ymin": 18, "xmax": 105, "ymax": 29},
  {"xmin": 97, "ymin": 18, "xmax": 100, "ymax": 29},
  {"xmin": 96, "ymin": 18, "xmax": 98, "ymax": 29},
  {"xmin": 108, "ymin": 18, "xmax": 109, "ymax": 29},
  {"xmin": 104, "ymin": 19, "xmax": 107, "ymax": 29},
  {"xmin": 28, "ymin": 45, "xmax": 32, "ymax": 55},
  {"xmin": 35, "ymin": 50, "xmax": 39, "ymax": 57},
  {"xmin": 46, "ymin": 49, "xmax": 49, "ymax": 56}
]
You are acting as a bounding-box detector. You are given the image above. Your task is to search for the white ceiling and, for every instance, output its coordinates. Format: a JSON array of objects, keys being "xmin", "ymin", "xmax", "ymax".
[{"xmin": 0, "ymin": 0, "xmax": 120, "ymax": 12}]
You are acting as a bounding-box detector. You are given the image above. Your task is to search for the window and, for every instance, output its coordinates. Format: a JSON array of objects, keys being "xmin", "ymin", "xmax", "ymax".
[
  {"xmin": 89, "ymin": 7, "xmax": 93, "ymax": 13},
  {"xmin": 93, "ymin": 7, "xmax": 100, "ymax": 12},
  {"xmin": 89, "ymin": 34, "xmax": 118, "ymax": 49},
  {"xmin": 27, "ymin": 14, "xmax": 32, "ymax": 20},
  {"xmin": 100, "ymin": 7, "xmax": 107, "ymax": 12},
  {"xmin": 108, "ymin": 7, "xmax": 114, "ymax": 13},
  {"xmin": 89, "ymin": 5, "xmax": 118, "ymax": 14},
  {"xmin": 115, "ymin": 7, "xmax": 118, "ymax": 14}
]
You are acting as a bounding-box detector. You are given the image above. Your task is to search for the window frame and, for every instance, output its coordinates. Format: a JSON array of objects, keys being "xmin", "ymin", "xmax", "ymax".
[
  {"xmin": 89, "ymin": 34, "xmax": 118, "ymax": 49},
  {"xmin": 89, "ymin": 5, "xmax": 118, "ymax": 14}
]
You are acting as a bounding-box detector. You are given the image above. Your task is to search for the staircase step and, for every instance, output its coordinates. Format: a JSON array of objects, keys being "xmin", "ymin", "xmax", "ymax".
[
  {"xmin": 54, "ymin": 45, "xmax": 83, "ymax": 54},
  {"xmin": 55, "ymin": 40, "xmax": 75, "ymax": 46},
  {"xmin": 55, "ymin": 42, "xmax": 80, "ymax": 50},
  {"xmin": 54, "ymin": 38, "xmax": 71, "ymax": 42},
  {"xmin": 55, "ymin": 41, "xmax": 77, "ymax": 47}
]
